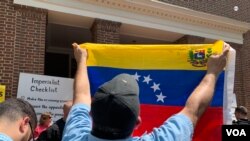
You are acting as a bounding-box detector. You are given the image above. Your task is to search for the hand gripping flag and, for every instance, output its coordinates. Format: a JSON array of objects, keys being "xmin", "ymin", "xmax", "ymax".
[{"xmin": 80, "ymin": 40, "xmax": 236, "ymax": 141}]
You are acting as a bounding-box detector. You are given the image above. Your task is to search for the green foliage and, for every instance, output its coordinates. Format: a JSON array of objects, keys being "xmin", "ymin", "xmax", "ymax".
[
  {"xmin": 206, "ymin": 48, "xmax": 212, "ymax": 58},
  {"xmin": 188, "ymin": 50, "xmax": 194, "ymax": 61}
]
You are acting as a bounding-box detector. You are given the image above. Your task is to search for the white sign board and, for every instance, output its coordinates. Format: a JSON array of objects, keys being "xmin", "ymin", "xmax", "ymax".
[{"xmin": 17, "ymin": 73, "xmax": 73, "ymax": 122}]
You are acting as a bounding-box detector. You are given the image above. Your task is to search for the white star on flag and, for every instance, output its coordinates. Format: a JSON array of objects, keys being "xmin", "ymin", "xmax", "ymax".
[
  {"xmin": 132, "ymin": 72, "xmax": 141, "ymax": 81},
  {"xmin": 151, "ymin": 82, "xmax": 160, "ymax": 92},
  {"xmin": 143, "ymin": 75, "xmax": 152, "ymax": 84},
  {"xmin": 156, "ymin": 92, "xmax": 166, "ymax": 103}
]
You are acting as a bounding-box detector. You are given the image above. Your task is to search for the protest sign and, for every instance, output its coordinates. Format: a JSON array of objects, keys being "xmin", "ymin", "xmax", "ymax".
[{"xmin": 17, "ymin": 73, "xmax": 73, "ymax": 122}]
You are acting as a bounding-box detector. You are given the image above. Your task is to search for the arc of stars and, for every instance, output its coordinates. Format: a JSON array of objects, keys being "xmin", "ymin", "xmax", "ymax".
[{"xmin": 131, "ymin": 72, "xmax": 167, "ymax": 103}]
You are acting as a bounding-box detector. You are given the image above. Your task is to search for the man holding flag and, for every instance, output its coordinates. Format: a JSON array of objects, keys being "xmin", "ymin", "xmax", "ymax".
[{"xmin": 62, "ymin": 42, "xmax": 230, "ymax": 141}]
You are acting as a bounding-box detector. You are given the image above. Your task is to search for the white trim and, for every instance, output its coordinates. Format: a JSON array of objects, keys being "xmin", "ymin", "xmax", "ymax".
[
  {"xmin": 14, "ymin": 0, "xmax": 250, "ymax": 44},
  {"xmin": 223, "ymin": 48, "xmax": 236, "ymax": 124},
  {"xmin": 140, "ymin": 0, "xmax": 249, "ymax": 30}
]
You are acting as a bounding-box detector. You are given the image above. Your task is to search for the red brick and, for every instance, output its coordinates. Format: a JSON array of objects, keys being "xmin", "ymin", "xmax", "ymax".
[
  {"xmin": 0, "ymin": 0, "xmax": 47, "ymax": 97},
  {"xmin": 91, "ymin": 19, "xmax": 121, "ymax": 43}
]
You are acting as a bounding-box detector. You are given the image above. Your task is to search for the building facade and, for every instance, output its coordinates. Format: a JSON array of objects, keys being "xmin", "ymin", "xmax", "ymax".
[{"xmin": 0, "ymin": 0, "xmax": 250, "ymax": 117}]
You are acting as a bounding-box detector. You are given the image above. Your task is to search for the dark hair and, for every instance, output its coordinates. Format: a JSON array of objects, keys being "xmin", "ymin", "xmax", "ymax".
[
  {"xmin": 0, "ymin": 98, "xmax": 37, "ymax": 129},
  {"xmin": 235, "ymin": 106, "xmax": 248, "ymax": 116}
]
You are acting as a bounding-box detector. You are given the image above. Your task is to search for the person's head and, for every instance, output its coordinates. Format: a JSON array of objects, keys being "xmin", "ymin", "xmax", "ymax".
[
  {"xmin": 39, "ymin": 112, "xmax": 52, "ymax": 126},
  {"xmin": 0, "ymin": 98, "xmax": 37, "ymax": 141},
  {"xmin": 91, "ymin": 73, "xmax": 141, "ymax": 139},
  {"xmin": 63, "ymin": 100, "xmax": 73, "ymax": 121},
  {"xmin": 234, "ymin": 106, "xmax": 248, "ymax": 120}
]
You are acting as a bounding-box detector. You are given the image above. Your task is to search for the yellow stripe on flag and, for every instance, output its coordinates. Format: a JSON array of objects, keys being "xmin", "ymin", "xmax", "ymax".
[{"xmin": 80, "ymin": 40, "xmax": 223, "ymax": 70}]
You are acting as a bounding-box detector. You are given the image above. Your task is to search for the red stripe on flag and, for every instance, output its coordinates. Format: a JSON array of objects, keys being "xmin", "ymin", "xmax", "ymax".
[{"xmin": 133, "ymin": 104, "xmax": 222, "ymax": 141}]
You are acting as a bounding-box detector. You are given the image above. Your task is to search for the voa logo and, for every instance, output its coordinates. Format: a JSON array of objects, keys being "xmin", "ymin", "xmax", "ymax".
[{"xmin": 226, "ymin": 129, "xmax": 246, "ymax": 136}]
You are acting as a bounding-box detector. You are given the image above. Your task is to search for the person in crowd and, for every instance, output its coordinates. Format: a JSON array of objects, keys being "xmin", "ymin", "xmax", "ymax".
[
  {"xmin": 36, "ymin": 100, "xmax": 73, "ymax": 141},
  {"xmin": 62, "ymin": 42, "xmax": 230, "ymax": 141},
  {"xmin": 232, "ymin": 105, "xmax": 250, "ymax": 125},
  {"xmin": 34, "ymin": 112, "xmax": 52, "ymax": 139},
  {"xmin": 0, "ymin": 98, "xmax": 37, "ymax": 141}
]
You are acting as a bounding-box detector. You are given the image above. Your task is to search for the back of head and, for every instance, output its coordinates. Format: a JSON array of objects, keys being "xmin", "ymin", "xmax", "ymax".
[
  {"xmin": 91, "ymin": 73, "xmax": 140, "ymax": 139},
  {"xmin": 235, "ymin": 106, "xmax": 248, "ymax": 116},
  {"xmin": 0, "ymin": 98, "xmax": 37, "ymax": 130}
]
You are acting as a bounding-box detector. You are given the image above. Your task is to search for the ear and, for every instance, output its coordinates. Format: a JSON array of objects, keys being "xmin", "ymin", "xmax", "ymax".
[
  {"xmin": 134, "ymin": 116, "xmax": 142, "ymax": 129},
  {"xmin": 20, "ymin": 116, "xmax": 30, "ymax": 133}
]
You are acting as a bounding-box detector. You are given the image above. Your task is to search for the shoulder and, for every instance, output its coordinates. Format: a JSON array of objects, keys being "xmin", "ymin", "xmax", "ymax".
[
  {"xmin": 55, "ymin": 118, "xmax": 65, "ymax": 126},
  {"xmin": 138, "ymin": 114, "xmax": 193, "ymax": 141},
  {"xmin": 62, "ymin": 104, "xmax": 92, "ymax": 141},
  {"xmin": 0, "ymin": 133, "xmax": 13, "ymax": 141},
  {"xmin": 65, "ymin": 103, "xmax": 92, "ymax": 128},
  {"xmin": 236, "ymin": 119, "xmax": 250, "ymax": 125},
  {"xmin": 47, "ymin": 123, "xmax": 59, "ymax": 131},
  {"xmin": 74, "ymin": 103, "xmax": 90, "ymax": 110},
  {"xmin": 67, "ymin": 104, "xmax": 91, "ymax": 121},
  {"xmin": 165, "ymin": 113, "xmax": 193, "ymax": 131}
]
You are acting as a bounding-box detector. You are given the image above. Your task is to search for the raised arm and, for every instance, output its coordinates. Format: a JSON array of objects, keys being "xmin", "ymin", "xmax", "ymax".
[
  {"xmin": 180, "ymin": 42, "xmax": 230, "ymax": 127},
  {"xmin": 72, "ymin": 43, "xmax": 91, "ymax": 107}
]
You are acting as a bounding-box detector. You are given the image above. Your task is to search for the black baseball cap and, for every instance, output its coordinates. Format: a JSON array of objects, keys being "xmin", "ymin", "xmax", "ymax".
[{"xmin": 91, "ymin": 73, "xmax": 140, "ymax": 139}]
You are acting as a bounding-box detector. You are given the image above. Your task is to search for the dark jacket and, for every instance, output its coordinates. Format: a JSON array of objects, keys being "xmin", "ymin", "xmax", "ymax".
[
  {"xmin": 232, "ymin": 119, "xmax": 250, "ymax": 125},
  {"xmin": 36, "ymin": 118, "xmax": 65, "ymax": 141}
]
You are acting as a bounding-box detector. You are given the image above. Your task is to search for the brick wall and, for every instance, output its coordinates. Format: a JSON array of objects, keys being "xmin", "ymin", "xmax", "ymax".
[
  {"xmin": 91, "ymin": 19, "xmax": 121, "ymax": 43},
  {"xmin": 0, "ymin": 0, "xmax": 15, "ymax": 98},
  {"xmin": 0, "ymin": 0, "xmax": 47, "ymax": 98},
  {"xmin": 160, "ymin": 0, "xmax": 250, "ymax": 23},
  {"xmin": 242, "ymin": 31, "xmax": 250, "ymax": 115}
]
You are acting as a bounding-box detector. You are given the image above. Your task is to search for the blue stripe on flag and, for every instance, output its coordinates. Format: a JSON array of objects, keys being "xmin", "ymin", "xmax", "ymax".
[{"xmin": 88, "ymin": 67, "xmax": 224, "ymax": 107}]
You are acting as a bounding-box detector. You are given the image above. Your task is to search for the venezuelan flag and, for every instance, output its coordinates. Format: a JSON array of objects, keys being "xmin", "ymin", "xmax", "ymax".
[{"xmin": 80, "ymin": 40, "xmax": 226, "ymax": 141}]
